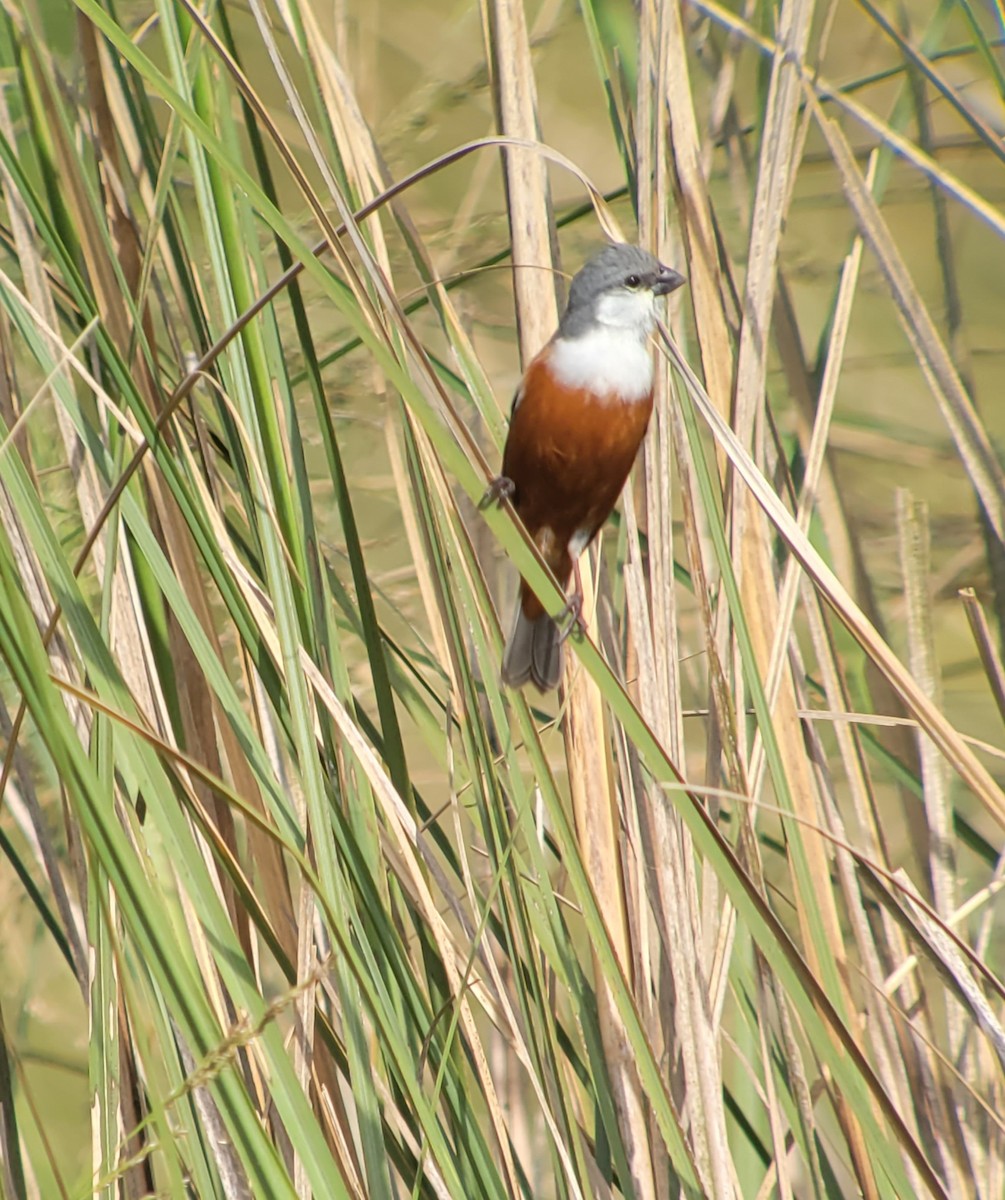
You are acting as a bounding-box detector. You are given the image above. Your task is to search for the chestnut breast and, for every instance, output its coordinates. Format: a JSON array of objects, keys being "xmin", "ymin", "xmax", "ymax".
[{"xmin": 501, "ymin": 343, "xmax": 654, "ymax": 579}]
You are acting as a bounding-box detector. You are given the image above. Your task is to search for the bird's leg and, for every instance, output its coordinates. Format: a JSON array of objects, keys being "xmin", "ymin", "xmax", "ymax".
[
  {"xmin": 479, "ymin": 475, "xmax": 515, "ymax": 509},
  {"xmin": 557, "ymin": 563, "xmax": 585, "ymax": 644}
]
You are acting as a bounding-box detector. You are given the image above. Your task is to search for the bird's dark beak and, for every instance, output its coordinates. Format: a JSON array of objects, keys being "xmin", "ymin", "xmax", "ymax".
[{"xmin": 652, "ymin": 264, "xmax": 686, "ymax": 296}]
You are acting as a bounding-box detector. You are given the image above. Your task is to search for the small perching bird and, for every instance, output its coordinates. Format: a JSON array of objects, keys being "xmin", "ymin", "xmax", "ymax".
[{"xmin": 490, "ymin": 243, "xmax": 686, "ymax": 692}]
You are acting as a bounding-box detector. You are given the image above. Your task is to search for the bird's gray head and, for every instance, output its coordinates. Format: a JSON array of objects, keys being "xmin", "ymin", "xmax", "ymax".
[{"xmin": 558, "ymin": 243, "xmax": 685, "ymax": 340}]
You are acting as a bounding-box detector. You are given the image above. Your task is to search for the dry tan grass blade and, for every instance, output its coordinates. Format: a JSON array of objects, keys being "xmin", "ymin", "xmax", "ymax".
[
  {"xmin": 692, "ymin": 0, "xmax": 1005, "ymax": 242},
  {"xmin": 709, "ymin": 0, "xmax": 880, "ymax": 1187},
  {"xmin": 636, "ymin": 5, "xmax": 735, "ymax": 1194},
  {"xmin": 486, "ymin": 3, "xmax": 658, "ymax": 1193},
  {"xmin": 486, "ymin": 0, "xmax": 560, "ymax": 343},
  {"xmin": 661, "ymin": 329, "xmax": 1005, "ymax": 832},
  {"xmin": 658, "ymin": 0, "xmax": 733, "ymax": 425},
  {"xmin": 806, "ymin": 89, "xmax": 1005, "ymax": 543}
]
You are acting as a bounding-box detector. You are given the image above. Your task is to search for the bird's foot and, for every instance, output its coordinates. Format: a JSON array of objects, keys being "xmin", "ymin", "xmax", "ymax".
[
  {"xmin": 556, "ymin": 592, "xmax": 584, "ymax": 644},
  {"xmin": 479, "ymin": 475, "xmax": 515, "ymax": 510},
  {"xmin": 557, "ymin": 561, "xmax": 586, "ymax": 643}
]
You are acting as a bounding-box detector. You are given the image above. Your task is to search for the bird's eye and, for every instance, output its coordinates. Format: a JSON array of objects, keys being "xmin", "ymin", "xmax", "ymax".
[{"xmin": 624, "ymin": 274, "xmax": 641, "ymax": 289}]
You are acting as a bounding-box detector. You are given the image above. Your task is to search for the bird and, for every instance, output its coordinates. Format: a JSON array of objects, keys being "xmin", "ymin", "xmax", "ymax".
[{"xmin": 490, "ymin": 242, "xmax": 686, "ymax": 692}]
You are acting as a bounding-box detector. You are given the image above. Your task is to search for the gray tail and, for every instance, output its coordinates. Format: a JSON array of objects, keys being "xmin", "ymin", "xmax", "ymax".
[{"xmin": 501, "ymin": 606, "xmax": 562, "ymax": 692}]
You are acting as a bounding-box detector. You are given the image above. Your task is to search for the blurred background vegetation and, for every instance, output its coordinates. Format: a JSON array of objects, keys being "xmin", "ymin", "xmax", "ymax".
[{"xmin": 0, "ymin": 0, "xmax": 1004, "ymax": 1196}]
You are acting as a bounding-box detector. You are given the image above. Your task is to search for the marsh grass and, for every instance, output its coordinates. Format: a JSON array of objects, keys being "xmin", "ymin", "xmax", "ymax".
[{"xmin": 0, "ymin": 0, "xmax": 1003, "ymax": 1196}]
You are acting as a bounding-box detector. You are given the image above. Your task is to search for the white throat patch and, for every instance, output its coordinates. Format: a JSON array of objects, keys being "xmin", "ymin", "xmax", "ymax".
[
  {"xmin": 595, "ymin": 288, "xmax": 658, "ymax": 332},
  {"xmin": 547, "ymin": 327, "xmax": 654, "ymax": 403}
]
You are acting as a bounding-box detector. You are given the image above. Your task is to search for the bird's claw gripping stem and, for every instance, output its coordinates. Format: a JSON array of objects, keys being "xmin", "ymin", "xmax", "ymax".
[
  {"xmin": 480, "ymin": 475, "xmax": 515, "ymax": 510},
  {"xmin": 556, "ymin": 592, "xmax": 583, "ymax": 644}
]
